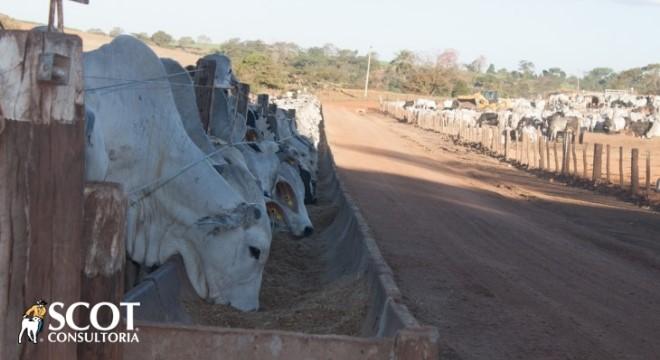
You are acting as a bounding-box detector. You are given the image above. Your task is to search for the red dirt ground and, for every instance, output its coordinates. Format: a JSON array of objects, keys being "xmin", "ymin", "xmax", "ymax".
[{"xmin": 322, "ymin": 100, "xmax": 660, "ymax": 360}]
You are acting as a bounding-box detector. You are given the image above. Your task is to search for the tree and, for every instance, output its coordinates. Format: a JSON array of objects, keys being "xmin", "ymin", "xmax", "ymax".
[
  {"xmin": 237, "ymin": 52, "xmax": 284, "ymax": 90},
  {"xmin": 132, "ymin": 32, "xmax": 150, "ymax": 42},
  {"xmin": 391, "ymin": 50, "xmax": 416, "ymax": 75},
  {"xmin": 109, "ymin": 27, "xmax": 124, "ymax": 37},
  {"xmin": 197, "ymin": 35, "xmax": 212, "ymax": 44},
  {"xmin": 542, "ymin": 67, "xmax": 566, "ymax": 79},
  {"xmin": 451, "ymin": 80, "xmax": 471, "ymax": 97},
  {"xmin": 486, "ymin": 64, "xmax": 496, "ymax": 74},
  {"xmin": 87, "ymin": 28, "xmax": 106, "ymax": 35},
  {"xmin": 467, "ymin": 55, "xmax": 487, "ymax": 73},
  {"xmin": 518, "ymin": 60, "xmax": 536, "ymax": 77},
  {"xmin": 151, "ymin": 31, "xmax": 174, "ymax": 47},
  {"xmin": 178, "ymin": 36, "xmax": 195, "ymax": 47},
  {"xmin": 582, "ymin": 67, "xmax": 615, "ymax": 90},
  {"xmin": 437, "ymin": 49, "xmax": 459, "ymax": 69}
]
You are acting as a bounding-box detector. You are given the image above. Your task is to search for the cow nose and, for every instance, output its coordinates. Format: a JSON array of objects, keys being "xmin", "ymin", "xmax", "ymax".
[
  {"xmin": 303, "ymin": 226, "xmax": 314, "ymax": 237},
  {"xmin": 248, "ymin": 246, "xmax": 261, "ymax": 260}
]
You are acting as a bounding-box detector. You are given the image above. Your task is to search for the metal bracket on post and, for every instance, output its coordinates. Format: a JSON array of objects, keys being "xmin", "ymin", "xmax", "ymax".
[{"xmin": 37, "ymin": 53, "xmax": 71, "ymax": 85}]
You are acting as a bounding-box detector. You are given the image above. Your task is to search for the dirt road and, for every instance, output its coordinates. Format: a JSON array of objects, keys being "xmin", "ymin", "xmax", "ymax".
[{"xmin": 322, "ymin": 102, "xmax": 660, "ymax": 360}]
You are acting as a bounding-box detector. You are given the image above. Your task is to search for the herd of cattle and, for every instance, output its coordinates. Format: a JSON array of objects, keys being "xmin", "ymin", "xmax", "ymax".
[
  {"xmin": 83, "ymin": 36, "xmax": 323, "ymax": 312},
  {"xmin": 386, "ymin": 93, "xmax": 660, "ymax": 142}
]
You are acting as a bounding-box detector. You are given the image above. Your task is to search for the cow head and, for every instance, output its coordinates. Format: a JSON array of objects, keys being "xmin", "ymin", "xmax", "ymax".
[
  {"xmin": 270, "ymin": 163, "xmax": 314, "ymax": 238},
  {"xmin": 202, "ymin": 53, "xmax": 237, "ymax": 89},
  {"xmin": 183, "ymin": 203, "xmax": 270, "ymax": 311}
]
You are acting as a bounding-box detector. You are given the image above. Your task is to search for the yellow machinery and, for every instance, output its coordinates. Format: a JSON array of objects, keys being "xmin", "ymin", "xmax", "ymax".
[{"xmin": 456, "ymin": 91, "xmax": 512, "ymax": 111}]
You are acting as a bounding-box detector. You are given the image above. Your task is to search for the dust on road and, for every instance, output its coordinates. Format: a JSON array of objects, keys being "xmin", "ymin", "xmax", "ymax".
[{"xmin": 322, "ymin": 101, "xmax": 660, "ymax": 360}]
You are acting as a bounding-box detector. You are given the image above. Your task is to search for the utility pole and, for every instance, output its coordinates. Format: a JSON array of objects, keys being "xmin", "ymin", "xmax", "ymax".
[{"xmin": 364, "ymin": 46, "xmax": 372, "ymax": 98}]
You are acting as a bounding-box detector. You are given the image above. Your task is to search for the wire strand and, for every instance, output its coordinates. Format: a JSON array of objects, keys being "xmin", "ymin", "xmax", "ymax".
[{"xmin": 127, "ymin": 135, "xmax": 294, "ymax": 207}]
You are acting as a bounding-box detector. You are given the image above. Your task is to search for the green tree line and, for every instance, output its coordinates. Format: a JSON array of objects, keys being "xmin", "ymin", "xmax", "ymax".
[{"xmin": 206, "ymin": 39, "xmax": 660, "ymax": 96}]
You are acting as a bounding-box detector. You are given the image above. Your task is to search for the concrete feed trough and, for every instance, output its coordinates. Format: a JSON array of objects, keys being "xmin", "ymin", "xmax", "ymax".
[{"xmin": 122, "ymin": 110, "xmax": 439, "ymax": 359}]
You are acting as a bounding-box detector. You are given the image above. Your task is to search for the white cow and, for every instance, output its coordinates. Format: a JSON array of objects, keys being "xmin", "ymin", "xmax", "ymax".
[
  {"xmin": 646, "ymin": 116, "xmax": 660, "ymax": 138},
  {"xmin": 17, "ymin": 317, "xmax": 40, "ymax": 344},
  {"xmin": 84, "ymin": 36, "xmax": 270, "ymax": 311}
]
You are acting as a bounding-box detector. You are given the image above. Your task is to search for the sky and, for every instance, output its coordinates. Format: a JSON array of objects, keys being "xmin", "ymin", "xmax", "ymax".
[{"xmin": 1, "ymin": 0, "xmax": 659, "ymax": 75}]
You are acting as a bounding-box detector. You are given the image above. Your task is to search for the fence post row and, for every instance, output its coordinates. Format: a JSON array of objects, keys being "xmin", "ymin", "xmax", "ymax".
[{"xmin": 383, "ymin": 103, "xmax": 655, "ymax": 203}]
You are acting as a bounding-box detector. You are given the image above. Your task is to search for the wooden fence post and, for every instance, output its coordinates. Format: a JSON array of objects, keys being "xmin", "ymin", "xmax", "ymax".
[
  {"xmin": 619, "ymin": 146, "xmax": 624, "ymax": 187},
  {"xmin": 593, "ymin": 144, "xmax": 603, "ymax": 183},
  {"xmin": 646, "ymin": 151, "xmax": 651, "ymax": 196},
  {"xmin": 193, "ymin": 58, "xmax": 217, "ymax": 132},
  {"xmin": 78, "ymin": 183, "xmax": 127, "ymax": 360},
  {"xmin": 534, "ymin": 138, "xmax": 539, "ymax": 168},
  {"xmin": 0, "ymin": 30, "xmax": 85, "ymax": 360},
  {"xmin": 504, "ymin": 133, "xmax": 509, "ymax": 160},
  {"xmin": 516, "ymin": 134, "xmax": 525, "ymax": 165},
  {"xmin": 553, "ymin": 141, "xmax": 559, "ymax": 172},
  {"xmin": 583, "ymin": 143, "xmax": 588, "ymax": 179},
  {"xmin": 571, "ymin": 140, "xmax": 577, "ymax": 176},
  {"xmin": 257, "ymin": 94, "xmax": 269, "ymax": 118},
  {"xmin": 525, "ymin": 134, "xmax": 530, "ymax": 166},
  {"xmin": 606, "ymin": 144, "xmax": 611, "ymax": 183},
  {"xmin": 545, "ymin": 139, "xmax": 550, "ymax": 171},
  {"xmin": 631, "ymin": 148, "xmax": 639, "ymax": 196},
  {"xmin": 562, "ymin": 136, "xmax": 569, "ymax": 175},
  {"xmin": 539, "ymin": 138, "xmax": 545, "ymax": 170},
  {"xmin": 490, "ymin": 128, "xmax": 495, "ymax": 151},
  {"xmin": 236, "ymin": 82, "xmax": 251, "ymax": 122}
]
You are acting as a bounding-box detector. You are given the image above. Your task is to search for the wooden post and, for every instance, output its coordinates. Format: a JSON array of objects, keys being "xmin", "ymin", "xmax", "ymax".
[
  {"xmin": 593, "ymin": 144, "xmax": 603, "ymax": 183},
  {"xmin": 193, "ymin": 58, "xmax": 217, "ymax": 132},
  {"xmin": 553, "ymin": 141, "xmax": 559, "ymax": 172},
  {"xmin": 546, "ymin": 139, "xmax": 551, "ymax": 171},
  {"xmin": 562, "ymin": 136, "xmax": 569, "ymax": 175},
  {"xmin": 606, "ymin": 144, "xmax": 611, "ymax": 183},
  {"xmin": 583, "ymin": 143, "xmax": 588, "ymax": 179},
  {"xmin": 257, "ymin": 94, "xmax": 269, "ymax": 118},
  {"xmin": 267, "ymin": 103, "xmax": 278, "ymax": 116},
  {"xmin": 539, "ymin": 138, "xmax": 545, "ymax": 170},
  {"xmin": 524, "ymin": 134, "xmax": 529, "ymax": 165},
  {"xmin": 631, "ymin": 148, "xmax": 639, "ymax": 196},
  {"xmin": 646, "ymin": 151, "xmax": 651, "ymax": 195},
  {"xmin": 78, "ymin": 183, "xmax": 127, "ymax": 360},
  {"xmin": 533, "ymin": 137, "xmax": 538, "ymax": 168},
  {"xmin": 516, "ymin": 134, "xmax": 520, "ymax": 163},
  {"xmin": 571, "ymin": 140, "xmax": 577, "ymax": 176},
  {"xmin": 619, "ymin": 146, "xmax": 624, "ymax": 187},
  {"xmin": 490, "ymin": 128, "xmax": 495, "ymax": 151},
  {"xmin": 236, "ymin": 82, "xmax": 251, "ymax": 122},
  {"xmin": 0, "ymin": 30, "xmax": 85, "ymax": 360},
  {"xmin": 504, "ymin": 132, "xmax": 509, "ymax": 160}
]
